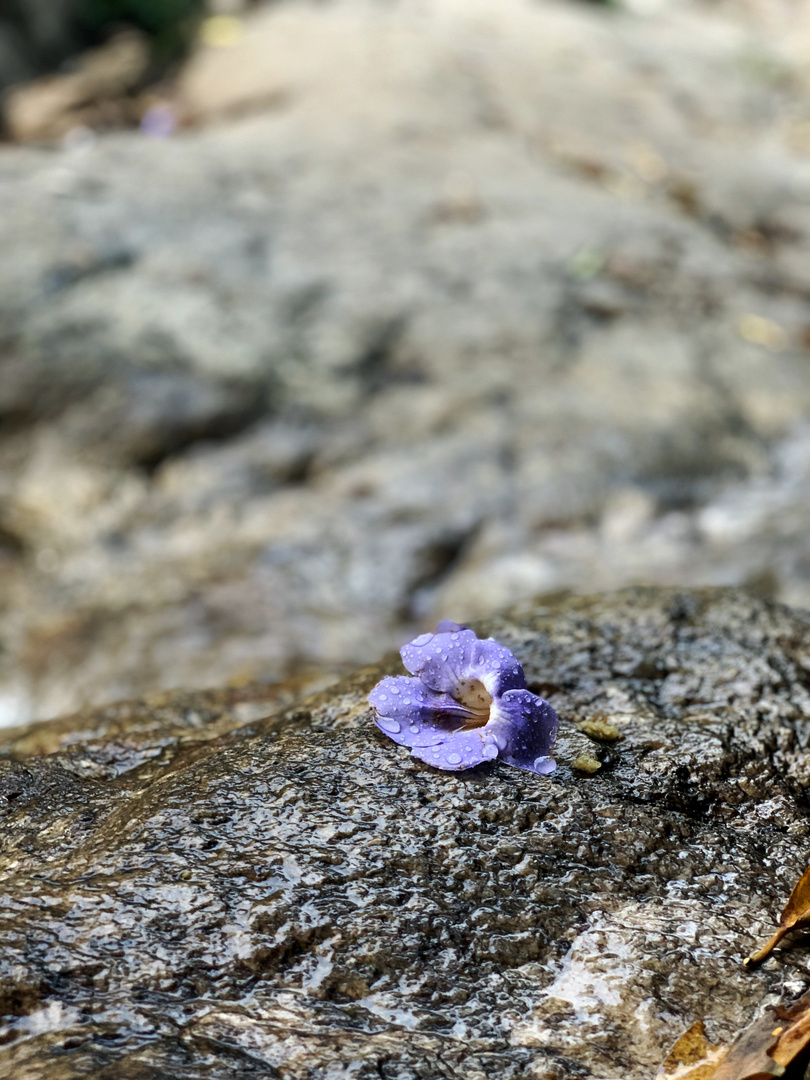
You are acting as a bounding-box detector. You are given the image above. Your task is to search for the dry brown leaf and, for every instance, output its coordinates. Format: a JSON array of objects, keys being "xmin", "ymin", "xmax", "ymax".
[
  {"xmin": 656, "ymin": 1021, "xmax": 727, "ymax": 1079},
  {"xmin": 657, "ymin": 992, "xmax": 810, "ymax": 1080},
  {"xmin": 769, "ymin": 993, "xmax": 810, "ymax": 1068},
  {"xmin": 707, "ymin": 1011, "xmax": 785, "ymax": 1080},
  {"xmin": 745, "ymin": 866, "xmax": 810, "ymax": 967}
]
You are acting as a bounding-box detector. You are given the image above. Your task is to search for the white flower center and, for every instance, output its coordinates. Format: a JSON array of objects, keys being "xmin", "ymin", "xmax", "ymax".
[{"xmin": 454, "ymin": 678, "xmax": 492, "ymax": 729}]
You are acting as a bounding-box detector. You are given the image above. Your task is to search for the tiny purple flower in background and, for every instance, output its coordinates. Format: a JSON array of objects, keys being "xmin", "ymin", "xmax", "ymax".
[
  {"xmin": 140, "ymin": 104, "xmax": 177, "ymax": 139},
  {"xmin": 369, "ymin": 621, "xmax": 559, "ymax": 774}
]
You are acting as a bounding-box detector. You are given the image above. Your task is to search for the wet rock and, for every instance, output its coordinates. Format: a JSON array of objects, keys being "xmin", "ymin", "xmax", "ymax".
[{"xmin": 2, "ymin": 587, "xmax": 810, "ymax": 1079}]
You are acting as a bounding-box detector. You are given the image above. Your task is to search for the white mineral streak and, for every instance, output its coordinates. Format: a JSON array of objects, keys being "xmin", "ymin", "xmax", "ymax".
[
  {"xmin": 2, "ymin": 1001, "xmax": 82, "ymax": 1043},
  {"xmin": 509, "ymin": 901, "xmax": 729, "ymax": 1072}
]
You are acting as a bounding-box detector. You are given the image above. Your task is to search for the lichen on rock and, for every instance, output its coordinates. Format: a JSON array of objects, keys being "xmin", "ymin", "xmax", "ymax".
[{"xmin": 2, "ymin": 587, "xmax": 810, "ymax": 1079}]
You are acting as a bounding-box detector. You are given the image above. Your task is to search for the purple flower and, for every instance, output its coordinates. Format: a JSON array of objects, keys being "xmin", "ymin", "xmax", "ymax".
[
  {"xmin": 369, "ymin": 621, "xmax": 559, "ymax": 774},
  {"xmin": 140, "ymin": 104, "xmax": 176, "ymax": 139}
]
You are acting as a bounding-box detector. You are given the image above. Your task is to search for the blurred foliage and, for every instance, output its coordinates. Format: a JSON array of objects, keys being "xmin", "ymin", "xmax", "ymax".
[{"xmin": 78, "ymin": 0, "xmax": 204, "ymax": 54}]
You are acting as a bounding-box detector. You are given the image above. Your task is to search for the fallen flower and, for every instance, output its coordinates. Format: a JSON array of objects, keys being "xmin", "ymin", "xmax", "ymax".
[
  {"xmin": 745, "ymin": 866, "xmax": 810, "ymax": 967},
  {"xmin": 368, "ymin": 621, "xmax": 559, "ymax": 773}
]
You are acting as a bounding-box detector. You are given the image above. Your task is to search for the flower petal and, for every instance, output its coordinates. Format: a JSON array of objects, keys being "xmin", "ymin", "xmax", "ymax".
[
  {"xmin": 369, "ymin": 676, "xmax": 471, "ymax": 747},
  {"xmin": 410, "ymin": 727, "xmax": 502, "ymax": 771},
  {"xmin": 491, "ymin": 689, "xmax": 559, "ymax": 774},
  {"xmin": 401, "ymin": 628, "xmax": 526, "ymax": 699}
]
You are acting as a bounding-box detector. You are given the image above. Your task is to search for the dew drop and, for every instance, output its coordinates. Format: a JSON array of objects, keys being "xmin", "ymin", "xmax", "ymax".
[
  {"xmin": 377, "ymin": 717, "xmax": 401, "ymax": 734},
  {"xmin": 482, "ymin": 743, "xmax": 498, "ymax": 760},
  {"xmin": 413, "ymin": 634, "xmax": 433, "ymax": 647},
  {"xmin": 451, "ymin": 633, "xmax": 459, "ymax": 640},
  {"xmin": 390, "ymin": 686, "xmax": 400, "ymax": 695},
  {"xmin": 410, "ymin": 725, "xmax": 419, "ymax": 733},
  {"xmin": 446, "ymin": 752, "xmax": 462, "ymax": 765}
]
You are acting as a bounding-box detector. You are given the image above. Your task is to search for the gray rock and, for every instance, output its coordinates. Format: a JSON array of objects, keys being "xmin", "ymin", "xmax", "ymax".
[
  {"xmin": 2, "ymin": 587, "xmax": 810, "ymax": 1079},
  {"xmin": 4, "ymin": 0, "xmax": 810, "ymax": 725}
]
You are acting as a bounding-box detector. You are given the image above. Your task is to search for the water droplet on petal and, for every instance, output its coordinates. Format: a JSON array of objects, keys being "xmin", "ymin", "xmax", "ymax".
[
  {"xmin": 451, "ymin": 633, "xmax": 459, "ymax": 640},
  {"xmin": 377, "ymin": 717, "xmax": 401, "ymax": 734},
  {"xmin": 390, "ymin": 686, "xmax": 400, "ymax": 695},
  {"xmin": 447, "ymin": 752, "xmax": 462, "ymax": 765},
  {"xmin": 413, "ymin": 634, "xmax": 433, "ymax": 647},
  {"xmin": 482, "ymin": 743, "xmax": 498, "ymax": 760},
  {"xmin": 410, "ymin": 725, "xmax": 419, "ymax": 733}
]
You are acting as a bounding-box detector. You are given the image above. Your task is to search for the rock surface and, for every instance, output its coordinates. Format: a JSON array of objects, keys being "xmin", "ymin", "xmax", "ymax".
[
  {"xmin": 3, "ymin": 587, "xmax": 810, "ymax": 1079},
  {"xmin": 4, "ymin": 0, "xmax": 810, "ymax": 726}
]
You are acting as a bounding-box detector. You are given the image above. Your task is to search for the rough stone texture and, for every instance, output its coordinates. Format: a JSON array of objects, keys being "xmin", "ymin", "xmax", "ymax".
[
  {"xmin": 4, "ymin": 0, "xmax": 810, "ymax": 726},
  {"xmin": 2, "ymin": 587, "xmax": 810, "ymax": 1079}
]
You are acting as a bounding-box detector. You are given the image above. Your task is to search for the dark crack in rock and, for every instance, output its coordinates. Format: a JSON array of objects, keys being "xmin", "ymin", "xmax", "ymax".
[{"xmin": 3, "ymin": 587, "xmax": 810, "ymax": 1079}]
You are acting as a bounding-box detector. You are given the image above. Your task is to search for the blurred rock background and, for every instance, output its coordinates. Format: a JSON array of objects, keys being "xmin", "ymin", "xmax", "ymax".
[{"xmin": 1, "ymin": 0, "xmax": 810, "ymax": 727}]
